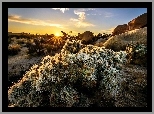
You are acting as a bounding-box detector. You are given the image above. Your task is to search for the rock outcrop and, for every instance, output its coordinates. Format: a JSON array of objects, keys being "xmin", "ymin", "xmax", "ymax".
[
  {"xmin": 112, "ymin": 24, "xmax": 129, "ymax": 36},
  {"xmin": 112, "ymin": 13, "xmax": 147, "ymax": 36},
  {"xmin": 128, "ymin": 13, "xmax": 147, "ymax": 30}
]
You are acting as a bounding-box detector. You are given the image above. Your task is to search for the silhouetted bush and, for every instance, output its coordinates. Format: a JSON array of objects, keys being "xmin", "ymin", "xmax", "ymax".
[
  {"xmin": 8, "ymin": 44, "xmax": 21, "ymax": 56},
  {"xmin": 26, "ymin": 40, "xmax": 37, "ymax": 55}
]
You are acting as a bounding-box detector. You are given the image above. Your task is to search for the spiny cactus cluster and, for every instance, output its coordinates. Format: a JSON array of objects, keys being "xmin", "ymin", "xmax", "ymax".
[
  {"xmin": 61, "ymin": 39, "xmax": 85, "ymax": 54},
  {"xmin": 8, "ymin": 39, "xmax": 129, "ymax": 107}
]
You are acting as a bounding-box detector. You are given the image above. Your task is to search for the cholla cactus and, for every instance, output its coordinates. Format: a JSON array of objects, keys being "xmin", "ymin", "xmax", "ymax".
[
  {"xmin": 61, "ymin": 39, "xmax": 85, "ymax": 54},
  {"xmin": 8, "ymin": 39, "xmax": 128, "ymax": 107},
  {"xmin": 60, "ymin": 86, "xmax": 79, "ymax": 107}
]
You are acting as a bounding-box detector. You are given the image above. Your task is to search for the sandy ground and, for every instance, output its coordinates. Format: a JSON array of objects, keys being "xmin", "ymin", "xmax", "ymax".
[{"xmin": 8, "ymin": 47, "xmax": 44, "ymax": 87}]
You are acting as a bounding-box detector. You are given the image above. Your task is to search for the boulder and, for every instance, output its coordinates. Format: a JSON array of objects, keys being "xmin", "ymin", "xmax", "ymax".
[
  {"xmin": 80, "ymin": 31, "xmax": 94, "ymax": 44},
  {"xmin": 112, "ymin": 24, "xmax": 129, "ymax": 36}
]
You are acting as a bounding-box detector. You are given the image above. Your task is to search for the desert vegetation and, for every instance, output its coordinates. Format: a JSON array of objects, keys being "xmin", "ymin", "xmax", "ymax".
[
  {"xmin": 8, "ymin": 44, "xmax": 21, "ymax": 56},
  {"xmin": 8, "ymin": 27, "xmax": 147, "ymax": 107}
]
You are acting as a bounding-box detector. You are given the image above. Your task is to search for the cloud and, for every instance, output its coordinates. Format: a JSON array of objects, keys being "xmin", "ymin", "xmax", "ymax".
[
  {"xmin": 8, "ymin": 14, "xmax": 65, "ymax": 28},
  {"xmin": 52, "ymin": 8, "xmax": 69, "ymax": 13},
  {"xmin": 8, "ymin": 15, "xmax": 21, "ymax": 19},
  {"xmin": 70, "ymin": 18, "xmax": 95, "ymax": 27},
  {"xmin": 76, "ymin": 21, "xmax": 95, "ymax": 28},
  {"xmin": 74, "ymin": 10, "xmax": 85, "ymax": 20},
  {"xmin": 86, "ymin": 11, "xmax": 113, "ymax": 17},
  {"xmin": 104, "ymin": 12, "xmax": 114, "ymax": 18},
  {"xmin": 88, "ymin": 8, "xmax": 95, "ymax": 10},
  {"xmin": 70, "ymin": 9, "xmax": 95, "ymax": 28},
  {"xmin": 75, "ymin": 8, "xmax": 95, "ymax": 12},
  {"xmin": 101, "ymin": 27, "xmax": 115, "ymax": 34},
  {"xmin": 70, "ymin": 18, "xmax": 79, "ymax": 22}
]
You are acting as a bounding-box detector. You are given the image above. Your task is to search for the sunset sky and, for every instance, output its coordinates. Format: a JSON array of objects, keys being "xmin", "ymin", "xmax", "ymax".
[{"xmin": 8, "ymin": 8, "xmax": 147, "ymax": 36}]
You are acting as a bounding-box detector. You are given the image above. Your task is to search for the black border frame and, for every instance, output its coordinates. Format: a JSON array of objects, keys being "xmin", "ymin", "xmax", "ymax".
[{"xmin": 2, "ymin": 2, "xmax": 152, "ymax": 112}]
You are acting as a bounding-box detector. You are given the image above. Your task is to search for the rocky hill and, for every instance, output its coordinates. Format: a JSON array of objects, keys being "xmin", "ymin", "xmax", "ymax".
[
  {"xmin": 95, "ymin": 27, "xmax": 147, "ymax": 51},
  {"xmin": 128, "ymin": 13, "xmax": 147, "ymax": 30},
  {"xmin": 112, "ymin": 13, "xmax": 147, "ymax": 36}
]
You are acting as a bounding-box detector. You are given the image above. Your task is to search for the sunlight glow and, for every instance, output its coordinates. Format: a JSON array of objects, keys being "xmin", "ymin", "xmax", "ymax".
[{"xmin": 55, "ymin": 32, "xmax": 61, "ymax": 36}]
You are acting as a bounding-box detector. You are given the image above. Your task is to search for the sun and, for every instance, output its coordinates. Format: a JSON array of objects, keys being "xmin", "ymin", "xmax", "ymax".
[{"xmin": 55, "ymin": 32, "xmax": 61, "ymax": 36}]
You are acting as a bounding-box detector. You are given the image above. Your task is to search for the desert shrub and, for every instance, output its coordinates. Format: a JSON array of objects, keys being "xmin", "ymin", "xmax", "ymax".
[
  {"xmin": 8, "ymin": 39, "xmax": 128, "ymax": 107},
  {"xmin": 26, "ymin": 39, "xmax": 44, "ymax": 56},
  {"xmin": 10, "ymin": 37, "xmax": 18, "ymax": 44},
  {"xmin": 126, "ymin": 43, "xmax": 147, "ymax": 66},
  {"xmin": 16, "ymin": 38, "xmax": 27, "ymax": 45},
  {"xmin": 43, "ymin": 36, "xmax": 65, "ymax": 52},
  {"xmin": 46, "ymin": 45, "xmax": 53, "ymax": 54},
  {"xmin": 15, "ymin": 35, "xmax": 20, "ymax": 39},
  {"xmin": 8, "ymin": 44, "xmax": 21, "ymax": 55},
  {"xmin": 39, "ymin": 37, "xmax": 47, "ymax": 44},
  {"xmin": 33, "ymin": 38, "xmax": 45, "ymax": 55},
  {"xmin": 26, "ymin": 40, "xmax": 36, "ymax": 55},
  {"xmin": 42, "ymin": 44, "xmax": 53, "ymax": 54}
]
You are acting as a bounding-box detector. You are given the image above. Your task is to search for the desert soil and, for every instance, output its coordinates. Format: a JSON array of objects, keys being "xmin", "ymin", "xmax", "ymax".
[{"xmin": 8, "ymin": 47, "xmax": 44, "ymax": 88}]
